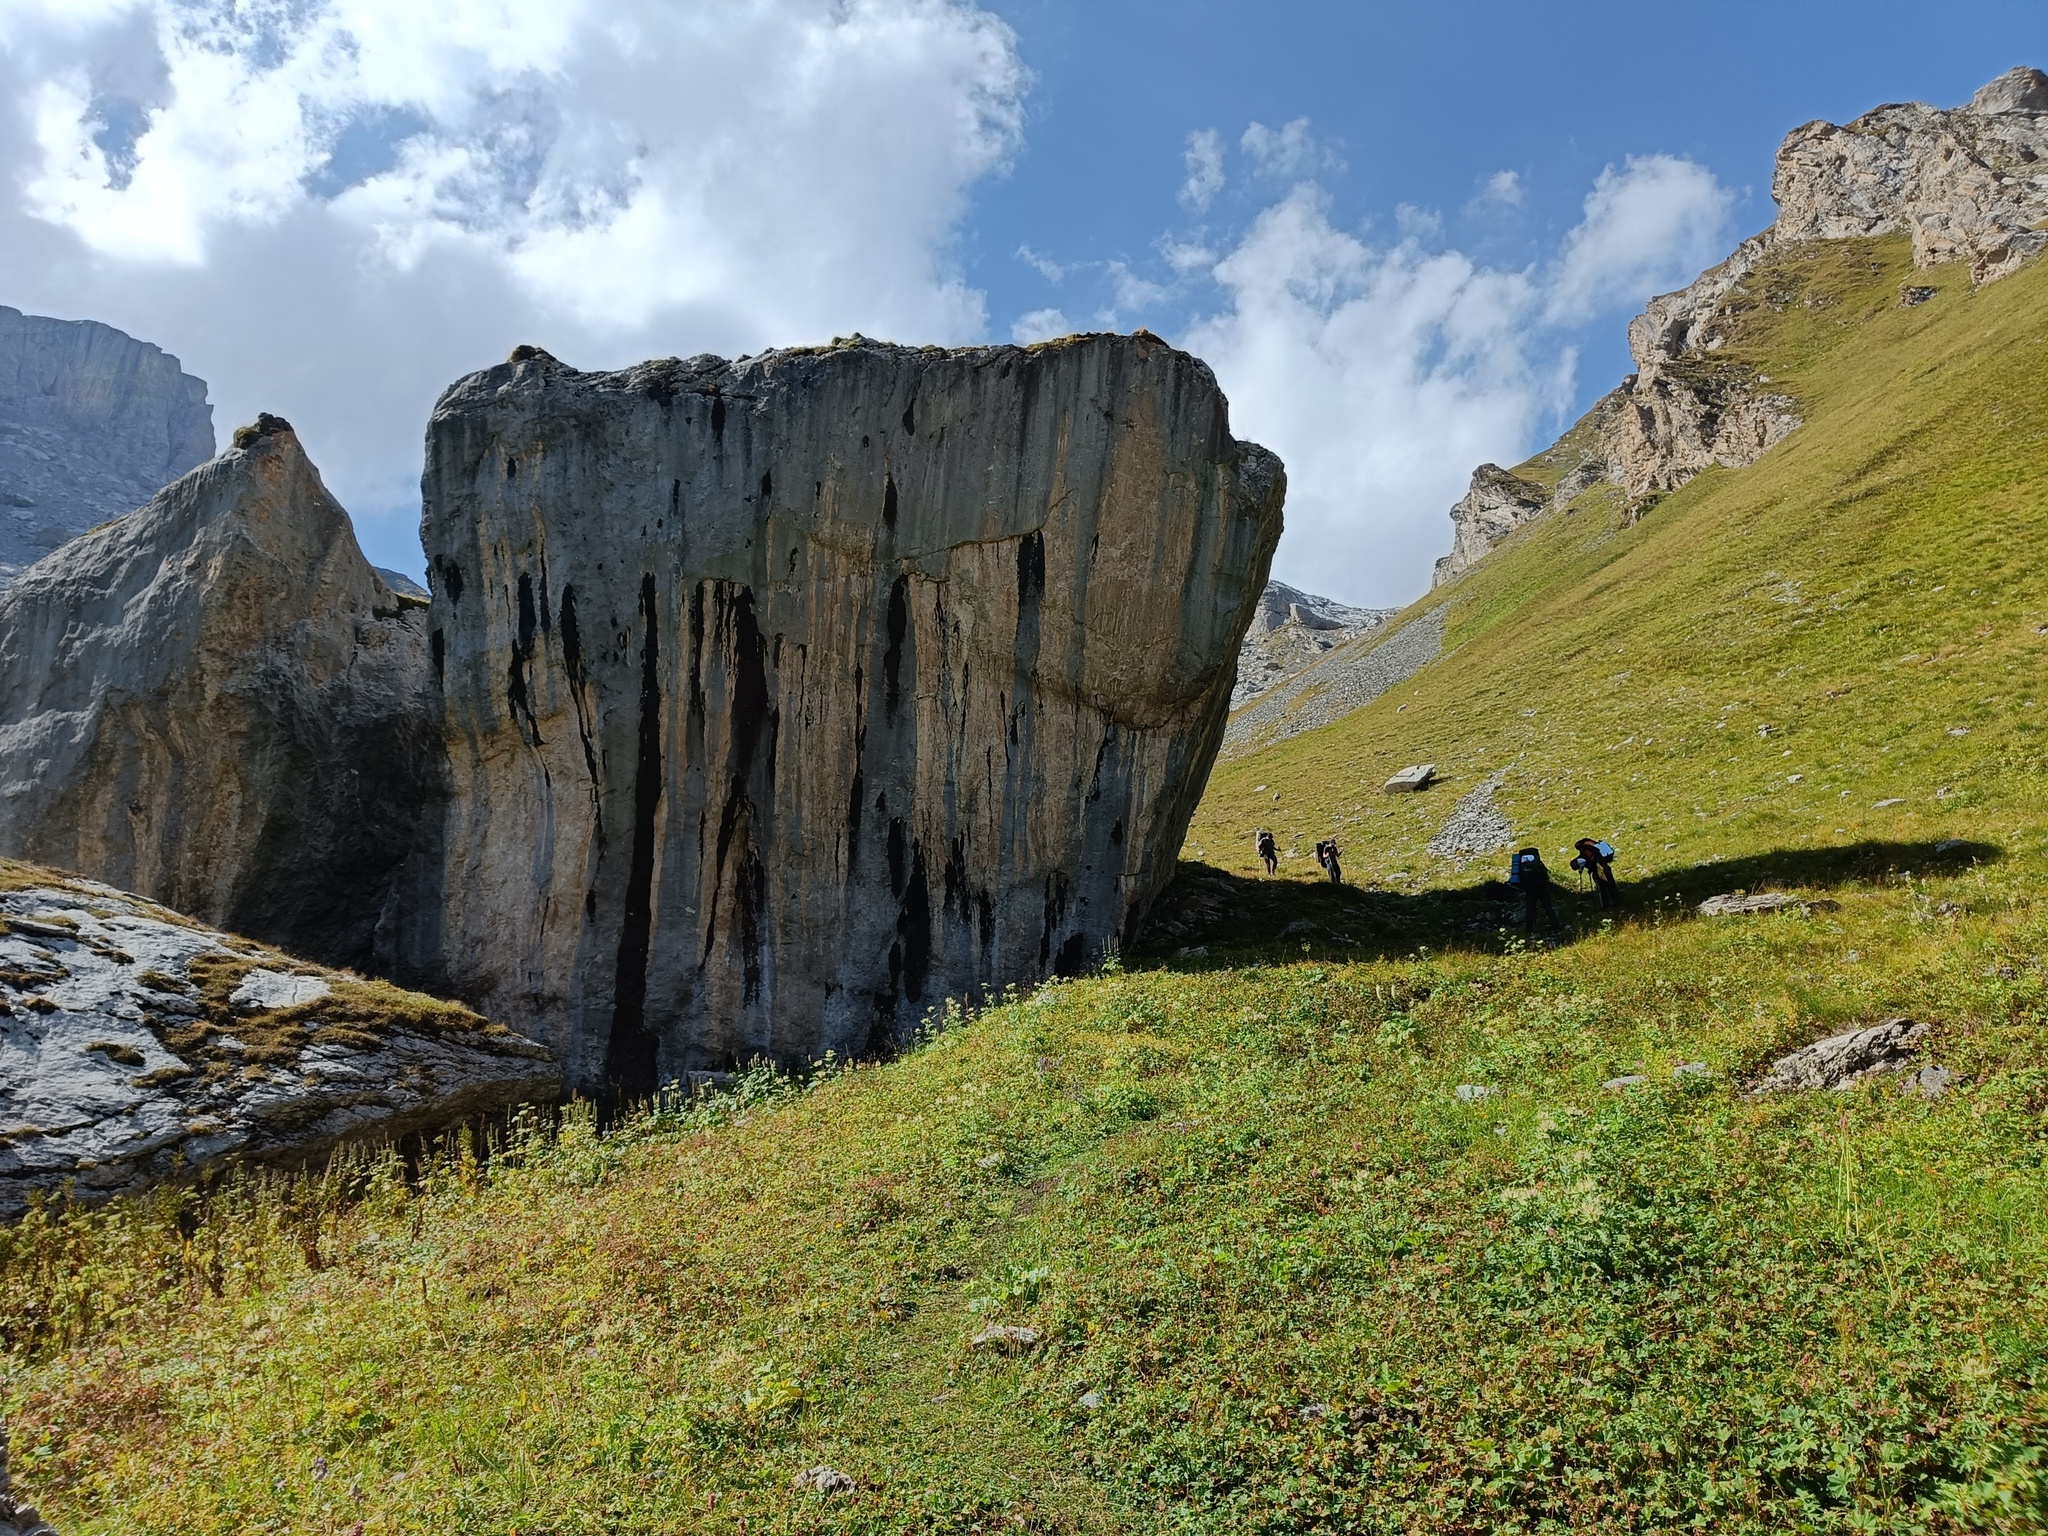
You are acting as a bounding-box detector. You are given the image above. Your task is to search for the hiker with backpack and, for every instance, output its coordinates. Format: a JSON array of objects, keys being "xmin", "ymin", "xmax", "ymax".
[
  {"xmin": 1571, "ymin": 837, "xmax": 1620, "ymax": 909},
  {"xmin": 1314, "ymin": 838, "xmax": 1342, "ymax": 885},
  {"xmin": 1507, "ymin": 846, "xmax": 1563, "ymax": 935},
  {"xmin": 1255, "ymin": 829, "xmax": 1279, "ymax": 876}
]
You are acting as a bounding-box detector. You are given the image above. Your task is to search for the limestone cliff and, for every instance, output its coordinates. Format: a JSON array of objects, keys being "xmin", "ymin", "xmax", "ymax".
[
  {"xmin": 0, "ymin": 418, "xmax": 440, "ymax": 974},
  {"xmin": 1431, "ymin": 465, "xmax": 1550, "ymax": 588},
  {"xmin": 1436, "ymin": 66, "xmax": 2048, "ymax": 575},
  {"xmin": 0, "ymin": 306, "xmax": 214, "ymax": 585},
  {"xmin": 423, "ymin": 333, "xmax": 1283, "ymax": 1092}
]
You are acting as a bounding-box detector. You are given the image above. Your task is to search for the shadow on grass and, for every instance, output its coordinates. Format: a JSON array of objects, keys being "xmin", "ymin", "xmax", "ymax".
[{"xmin": 1134, "ymin": 838, "xmax": 2002, "ymax": 967}]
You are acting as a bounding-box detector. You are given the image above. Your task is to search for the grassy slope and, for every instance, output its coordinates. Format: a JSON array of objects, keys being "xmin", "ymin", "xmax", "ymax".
[{"xmin": 8, "ymin": 234, "xmax": 2048, "ymax": 1535}]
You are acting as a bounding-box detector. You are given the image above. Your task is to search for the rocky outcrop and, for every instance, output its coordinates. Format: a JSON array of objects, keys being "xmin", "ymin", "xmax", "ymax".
[
  {"xmin": 1775, "ymin": 66, "xmax": 2048, "ymax": 282},
  {"xmin": 0, "ymin": 418, "xmax": 440, "ymax": 976},
  {"xmin": 1431, "ymin": 465, "xmax": 1550, "ymax": 587},
  {"xmin": 0, "ymin": 306, "xmax": 214, "ymax": 586},
  {"xmin": 0, "ymin": 860, "xmax": 555, "ymax": 1221},
  {"xmin": 1232, "ymin": 580, "xmax": 1392, "ymax": 707},
  {"xmin": 423, "ymin": 333, "xmax": 1282, "ymax": 1092},
  {"xmin": 1440, "ymin": 66, "xmax": 2048, "ymax": 568}
]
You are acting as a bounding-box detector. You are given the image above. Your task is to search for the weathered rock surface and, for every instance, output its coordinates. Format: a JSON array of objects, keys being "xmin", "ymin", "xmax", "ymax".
[
  {"xmin": 0, "ymin": 417, "xmax": 441, "ymax": 975},
  {"xmin": 0, "ymin": 306, "xmax": 214, "ymax": 587},
  {"xmin": 1775, "ymin": 66, "xmax": 2048, "ymax": 282},
  {"xmin": 1232, "ymin": 580, "xmax": 1392, "ymax": 708},
  {"xmin": 1438, "ymin": 66, "xmax": 2048, "ymax": 570},
  {"xmin": 0, "ymin": 861, "xmax": 556, "ymax": 1221},
  {"xmin": 1424, "ymin": 770, "xmax": 1512, "ymax": 862},
  {"xmin": 423, "ymin": 333, "xmax": 1282, "ymax": 1092},
  {"xmin": 1695, "ymin": 891, "xmax": 1839, "ymax": 918},
  {"xmin": 1431, "ymin": 465, "xmax": 1549, "ymax": 587},
  {"xmin": 1753, "ymin": 1018, "xmax": 1928, "ymax": 1093}
]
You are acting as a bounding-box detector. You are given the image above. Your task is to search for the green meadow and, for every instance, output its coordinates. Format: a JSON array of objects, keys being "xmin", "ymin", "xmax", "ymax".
[{"xmin": 9, "ymin": 232, "xmax": 2048, "ymax": 1534}]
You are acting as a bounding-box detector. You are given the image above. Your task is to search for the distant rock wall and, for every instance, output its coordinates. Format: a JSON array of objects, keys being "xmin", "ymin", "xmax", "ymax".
[
  {"xmin": 423, "ymin": 334, "xmax": 1282, "ymax": 1092},
  {"xmin": 0, "ymin": 418, "xmax": 440, "ymax": 975},
  {"xmin": 0, "ymin": 306, "xmax": 214, "ymax": 585},
  {"xmin": 1233, "ymin": 580, "xmax": 1392, "ymax": 707},
  {"xmin": 1435, "ymin": 65, "xmax": 2048, "ymax": 576}
]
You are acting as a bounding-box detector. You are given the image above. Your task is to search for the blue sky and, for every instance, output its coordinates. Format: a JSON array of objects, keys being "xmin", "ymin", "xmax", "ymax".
[{"xmin": 0, "ymin": 0, "xmax": 2041, "ymax": 603}]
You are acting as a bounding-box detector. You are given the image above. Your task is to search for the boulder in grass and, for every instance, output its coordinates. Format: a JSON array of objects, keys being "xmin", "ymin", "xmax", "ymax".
[
  {"xmin": 1384, "ymin": 763, "xmax": 1436, "ymax": 793},
  {"xmin": 1696, "ymin": 892, "xmax": 1839, "ymax": 918},
  {"xmin": 0, "ymin": 860, "xmax": 557, "ymax": 1221},
  {"xmin": 1753, "ymin": 1019, "xmax": 1927, "ymax": 1093}
]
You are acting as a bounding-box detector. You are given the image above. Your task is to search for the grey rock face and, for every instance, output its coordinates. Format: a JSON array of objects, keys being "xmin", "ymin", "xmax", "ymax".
[
  {"xmin": 0, "ymin": 306, "xmax": 213, "ymax": 587},
  {"xmin": 1431, "ymin": 465, "xmax": 1550, "ymax": 588},
  {"xmin": 1437, "ymin": 66, "xmax": 2048, "ymax": 574},
  {"xmin": 1695, "ymin": 891, "xmax": 1838, "ymax": 918},
  {"xmin": 0, "ymin": 862, "xmax": 555, "ymax": 1221},
  {"xmin": 1775, "ymin": 66, "xmax": 2048, "ymax": 282},
  {"xmin": 423, "ymin": 333, "xmax": 1282, "ymax": 1092},
  {"xmin": 1232, "ymin": 580, "xmax": 1393, "ymax": 708},
  {"xmin": 0, "ymin": 419, "xmax": 441, "ymax": 976},
  {"xmin": 1753, "ymin": 1018, "xmax": 1927, "ymax": 1093}
]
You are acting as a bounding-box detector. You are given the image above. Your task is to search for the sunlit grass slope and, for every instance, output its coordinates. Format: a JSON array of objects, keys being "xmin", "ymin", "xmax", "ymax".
[
  {"xmin": 1191, "ymin": 235, "xmax": 2048, "ymax": 888},
  {"xmin": 8, "ymin": 233, "xmax": 2048, "ymax": 1535}
]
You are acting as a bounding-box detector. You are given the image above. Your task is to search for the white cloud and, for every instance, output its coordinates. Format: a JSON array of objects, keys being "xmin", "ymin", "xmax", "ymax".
[
  {"xmin": 1240, "ymin": 117, "xmax": 1339, "ymax": 182},
  {"xmin": 1184, "ymin": 153, "xmax": 1730, "ymax": 607},
  {"xmin": 1186, "ymin": 186, "xmax": 1564, "ymax": 607},
  {"xmin": 0, "ymin": 0, "xmax": 1029, "ymax": 570},
  {"xmin": 1179, "ymin": 127, "xmax": 1223, "ymax": 211},
  {"xmin": 1159, "ymin": 237, "xmax": 1213, "ymax": 275},
  {"xmin": 1394, "ymin": 202, "xmax": 1442, "ymax": 243},
  {"xmin": 1545, "ymin": 154, "xmax": 1733, "ymax": 323},
  {"xmin": 1010, "ymin": 306, "xmax": 1070, "ymax": 343},
  {"xmin": 1475, "ymin": 169, "xmax": 1523, "ymax": 208},
  {"xmin": 1016, "ymin": 243, "xmax": 1064, "ymax": 281}
]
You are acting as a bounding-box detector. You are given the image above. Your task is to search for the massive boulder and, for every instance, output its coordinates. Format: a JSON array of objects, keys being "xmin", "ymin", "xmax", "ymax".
[
  {"xmin": 424, "ymin": 333, "xmax": 1282, "ymax": 1092},
  {"xmin": 0, "ymin": 417, "xmax": 440, "ymax": 975},
  {"xmin": 0, "ymin": 858, "xmax": 555, "ymax": 1221},
  {"xmin": 0, "ymin": 306, "xmax": 214, "ymax": 585}
]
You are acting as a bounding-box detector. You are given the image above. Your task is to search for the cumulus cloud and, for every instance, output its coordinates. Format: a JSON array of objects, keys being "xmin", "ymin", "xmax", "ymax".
[
  {"xmin": 1546, "ymin": 154, "xmax": 1733, "ymax": 322},
  {"xmin": 1010, "ymin": 306, "xmax": 1069, "ymax": 342},
  {"xmin": 0, "ymin": 0, "xmax": 1029, "ymax": 570},
  {"xmin": 1240, "ymin": 117, "xmax": 1339, "ymax": 182},
  {"xmin": 1185, "ymin": 187, "xmax": 1566, "ymax": 605},
  {"xmin": 1179, "ymin": 127, "xmax": 1223, "ymax": 211},
  {"xmin": 1182, "ymin": 151, "xmax": 1731, "ymax": 605}
]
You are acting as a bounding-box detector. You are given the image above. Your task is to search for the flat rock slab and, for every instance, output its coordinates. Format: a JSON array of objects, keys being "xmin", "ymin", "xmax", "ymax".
[
  {"xmin": 1385, "ymin": 764, "xmax": 1437, "ymax": 793},
  {"xmin": 1754, "ymin": 1018, "xmax": 1927, "ymax": 1093},
  {"xmin": 1696, "ymin": 892, "xmax": 1840, "ymax": 918},
  {"xmin": 0, "ymin": 862, "xmax": 556, "ymax": 1220}
]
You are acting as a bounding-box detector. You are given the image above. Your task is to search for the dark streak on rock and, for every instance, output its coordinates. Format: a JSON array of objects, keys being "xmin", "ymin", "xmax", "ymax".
[{"xmin": 605, "ymin": 572, "xmax": 663, "ymax": 1101}]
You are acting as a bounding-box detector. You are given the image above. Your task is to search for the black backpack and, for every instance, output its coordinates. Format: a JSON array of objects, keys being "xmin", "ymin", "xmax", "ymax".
[{"xmin": 1508, "ymin": 847, "xmax": 1542, "ymax": 886}]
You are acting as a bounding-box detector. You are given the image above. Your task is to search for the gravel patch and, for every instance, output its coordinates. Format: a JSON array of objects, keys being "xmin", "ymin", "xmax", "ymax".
[
  {"xmin": 1425, "ymin": 770, "xmax": 1512, "ymax": 863},
  {"xmin": 1222, "ymin": 606, "xmax": 1446, "ymax": 757}
]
